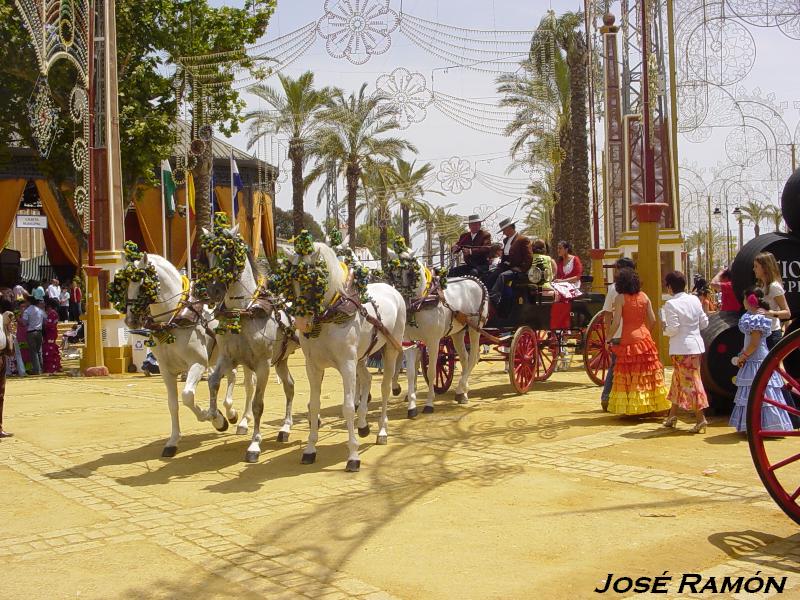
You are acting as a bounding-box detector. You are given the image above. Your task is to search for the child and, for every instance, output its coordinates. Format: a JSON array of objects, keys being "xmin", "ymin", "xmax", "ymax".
[
  {"xmin": 141, "ymin": 351, "xmax": 160, "ymax": 376},
  {"xmin": 728, "ymin": 288, "xmax": 793, "ymax": 433},
  {"xmin": 487, "ymin": 243, "xmax": 504, "ymax": 271}
]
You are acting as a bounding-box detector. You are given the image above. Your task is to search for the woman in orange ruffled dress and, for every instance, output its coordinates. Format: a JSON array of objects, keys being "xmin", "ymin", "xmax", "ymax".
[{"xmin": 607, "ymin": 268, "xmax": 669, "ymax": 415}]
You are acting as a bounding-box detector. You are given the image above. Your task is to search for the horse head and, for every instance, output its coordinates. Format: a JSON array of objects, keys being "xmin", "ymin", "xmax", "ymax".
[
  {"xmin": 198, "ymin": 218, "xmax": 246, "ymax": 304},
  {"xmin": 385, "ymin": 244, "xmax": 422, "ymax": 296}
]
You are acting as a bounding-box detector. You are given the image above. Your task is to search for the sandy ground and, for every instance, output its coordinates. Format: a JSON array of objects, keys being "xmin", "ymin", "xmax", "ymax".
[{"xmin": 1, "ymin": 353, "xmax": 799, "ymax": 599}]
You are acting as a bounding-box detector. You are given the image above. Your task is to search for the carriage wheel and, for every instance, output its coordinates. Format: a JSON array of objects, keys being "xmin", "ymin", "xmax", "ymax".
[
  {"xmin": 533, "ymin": 330, "xmax": 559, "ymax": 382},
  {"xmin": 509, "ymin": 326, "xmax": 538, "ymax": 394},
  {"xmin": 421, "ymin": 337, "xmax": 456, "ymax": 394},
  {"xmin": 747, "ymin": 328, "xmax": 800, "ymax": 525},
  {"xmin": 583, "ymin": 311, "xmax": 611, "ymax": 386}
]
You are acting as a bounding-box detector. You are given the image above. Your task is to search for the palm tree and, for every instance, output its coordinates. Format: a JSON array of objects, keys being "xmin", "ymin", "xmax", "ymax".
[
  {"xmin": 738, "ymin": 200, "xmax": 768, "ymax": 237},
  {"xmin": 684, "ymin": 229, "xmax": 708, "ymax": 278},
  {"xmin": 360, "ymin": 162, "xmax": 397, "ymax": 264},
  {"xmin": 312, "ymin": 83, "xmax": 416, "ymax": 249},
  {"xmin": 410, "ymin": 200, "xmax": 455, "ymax": 266},
  {"xmin": 245, "ymin": 72, "xmax": 334, "ymax": 235},
  {"xmin": 762, "ymin": 203, "xmax": 784, "ymax": 233},
  {"xmin": 434, "ymin": 208, "xmax": 463, "ymax": 268},
  {"xmin": 393, "ymin": 158, "xmax": 442, "ymax": 244}
]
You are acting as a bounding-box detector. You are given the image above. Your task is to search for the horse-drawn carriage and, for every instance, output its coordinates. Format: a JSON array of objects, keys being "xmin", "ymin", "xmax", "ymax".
[{"xmin": 419, "ymin": 276, "xmax": 612, "ymax": 395}]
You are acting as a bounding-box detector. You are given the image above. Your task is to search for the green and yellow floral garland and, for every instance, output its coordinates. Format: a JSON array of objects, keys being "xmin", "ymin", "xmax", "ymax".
[
  {"xmin": 193, "ymin": 212, "xmax": 248, "ymax": 333},
  {"xmin": 329, "ymin": 229, "xmax": 371, "ymax": 304},
  {"xmin": 107, "ymin": 241, "xmax": 167, "ymax": 346},
  {"xmin": 269, "ymin": 230, "xmax": 330, "ymax": 319},
  {"xmin": 384, "ymin": 235, "xmax": 421, "ymax": 300}
]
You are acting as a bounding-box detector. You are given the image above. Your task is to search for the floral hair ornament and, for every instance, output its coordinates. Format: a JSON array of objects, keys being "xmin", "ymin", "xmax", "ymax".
[{"xmin": 747, "ymin": 293, "xmax": 759, "ymax": 307}]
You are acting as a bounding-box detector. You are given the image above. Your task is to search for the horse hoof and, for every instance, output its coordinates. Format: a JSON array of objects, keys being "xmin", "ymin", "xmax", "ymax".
[
  {"xmin": 245, "ymin": 451, "xmax": 260, "ymax": 463},
  {"xmin": 376, "ymin": 434, "xmax": 388, "ymax": 445},
  {"xmin": 345, "ymin": 459, "xmax": 361, "ymax": 472},
  {"xmin": 358, "ymin": 425, "xmax": 370, "ymax": 438},
  {"xmin": 227, "ymin": 411, "xmax": 238, "ymax": 424},
  {"xmin": 455, "ymin": 393, "xmax": 468, "ymax": 405},
  {"xmin": 407, "ymin": 407, "xmax": 418, "ymax": 419},
  {"xmin": 235, "ymin": 425, "xmax": 248, "ymax": 435},
  {"xmin": 301, "ymin": 452, "xmax": 316, "ymax": 465},
  {"xmin": 367, "ymin": 393, "xmax": 372, "ymax": 404},
  {"xmin": 161, "ymin": 446, "xmax": 177, "ymax": 458},
  {"xmin": 423, "ymin": 405, "xmax": 434, "ymax": 414},
  {"xmin": 213, "ymin": 416, "xmax": 229, "ymax": 433},
  {"xmin": 392, "ymin": 385, "xmax": 402, "ymax": 396},
  {"xmin": 276, "ymin": 431, "xmax": 289, "ymax": 443}
]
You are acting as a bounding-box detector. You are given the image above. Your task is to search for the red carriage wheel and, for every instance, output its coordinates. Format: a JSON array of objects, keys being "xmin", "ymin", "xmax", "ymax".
[
  {"xmin": 509, "ymin": 326, "xmax": 538, "ymax": 394},
  {"xmin": 583, "ymin": 311, "xmax": 611, "ymax": 386},
  {"xmin": 533, "ymin": 330, "xmax": 559, "ymax": 382},
  {"xmin": 421, "ymin": 337, "xmax": 456, "ymax": 394},
  {"xmin": 747, "ymin": 327, "xmax": 800, "ymax": 525}
]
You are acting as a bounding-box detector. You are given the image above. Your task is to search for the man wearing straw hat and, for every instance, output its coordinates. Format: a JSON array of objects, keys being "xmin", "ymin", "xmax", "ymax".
[{"xmin": 448, "ymin": 214, "xmax": 492, "ymax": 278}]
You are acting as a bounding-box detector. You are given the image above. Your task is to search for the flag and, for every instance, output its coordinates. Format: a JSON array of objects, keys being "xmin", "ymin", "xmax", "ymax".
[
  {"xmin": 231, "ymin": 152, "xmax": 244, "ymax": 220},
  {"xmin": 161, "ymin": 160, "xmax": 176, "ymax": 217},
  {"xmin": 187, "ymin": 173, "xmax": 195, "ymax": 219}
]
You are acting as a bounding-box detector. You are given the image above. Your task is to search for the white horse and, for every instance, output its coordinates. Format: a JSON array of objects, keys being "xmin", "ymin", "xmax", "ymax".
[
  {"xmin": 386, "ymin": 251, "xmax": 488, "ymax": 416},
  {"xmin": 285, "ymin": 241, "xmax": 406, "ymax": 472},
  {"xmin": 202, "ymin": 223, "xmax": 298, "ymax": 464},
  {"xmin": 122, "ymin": 252, "xmax": 242, "ymax": 457}
]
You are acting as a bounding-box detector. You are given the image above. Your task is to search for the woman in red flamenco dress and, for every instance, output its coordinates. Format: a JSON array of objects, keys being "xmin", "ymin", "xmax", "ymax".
[{"xmin": 607, "ymin": 268, "xmax": 669, "ymax": 415}]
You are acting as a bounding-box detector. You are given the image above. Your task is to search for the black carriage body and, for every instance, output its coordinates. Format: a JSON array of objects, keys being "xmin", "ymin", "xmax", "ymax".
[{"xmin": 487, "ymin": 284, "xmax": 605, "ymax": 332}]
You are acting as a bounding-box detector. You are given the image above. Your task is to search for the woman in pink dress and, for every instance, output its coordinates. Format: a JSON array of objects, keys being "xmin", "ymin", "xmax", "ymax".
[{"xmin": 43, "ymin": 298, "xmax": 61, "ymax": 373}]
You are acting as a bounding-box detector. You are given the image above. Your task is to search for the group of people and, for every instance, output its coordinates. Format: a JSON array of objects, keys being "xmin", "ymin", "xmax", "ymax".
[
  {"xmin": 448, "ymin": 214, "xmax": 583, "ymax": 304},
  {"xmin": 599, "ymin": 251, "xmax": 794, "ymax": 435}
]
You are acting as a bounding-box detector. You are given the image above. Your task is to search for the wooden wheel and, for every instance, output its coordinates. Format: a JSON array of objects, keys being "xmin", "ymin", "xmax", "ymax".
[
  {"xmin": 509, "ymin": 326, "xmax": 538, "ymax": 394},
  {"xmin": 747, "ymin": 327, "xmax": 800, "ymax": 525},
  {"xmin": 583, "ymin": 311, "xmax": 611, "ymax": 386},
  {"xmin": 421, "ymin": 337, "xmax": 456, "ymax": 394},
  {"xmin": 532, "ymin": 330, "xmax": 559, "ymax": 382}
]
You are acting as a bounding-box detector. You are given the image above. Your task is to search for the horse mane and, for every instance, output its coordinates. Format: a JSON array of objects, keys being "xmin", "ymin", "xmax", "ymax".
[
  {"xmin": 313, "ymin": 242, "xmax": 346, "ymax": 296},
  {"xmin": 142, "ymin": 253, "xmax": 181, "ymax": 281}
]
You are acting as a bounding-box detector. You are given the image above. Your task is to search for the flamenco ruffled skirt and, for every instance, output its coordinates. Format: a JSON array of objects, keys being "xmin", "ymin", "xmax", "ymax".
[
  {"xmin": 729, "ymin": 359, "xmax": 793, "ymax": 433},
  {"xmin": 607, "ymin": 338, "xmax": 670, "ymax": 415}
]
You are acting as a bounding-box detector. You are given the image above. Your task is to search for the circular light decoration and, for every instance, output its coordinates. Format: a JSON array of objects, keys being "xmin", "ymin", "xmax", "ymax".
[
  {"xmin": 74, "ymin": 185, "xmax": 88, "ymax": 215},
  {"xmin": 173, "ymin": 167, "xmax": 187, "ymax": 186},
  {"xmin": 375, "ymin": 67, "xmax": 433, "ymax": 129},
  {"xmin": 686, "ymin": 19, "xmax": 755, "ymax": 87},
  {"xmin": 69, "ymin": 86, "xmax": 87, "ymax": 123},
  {"xmin": 317, "ymin": 0, "xmax": 400, "ymax": 65},
  {"xmin": 186, "ymin": 153, "xmax": 198, "ymax": 171},
  {"xmin": 198, "ymin": 124, "xmax": 213, "ymax": 142},
  {"xmin": 437, "ymin": 157, "xmax": 475, "ymax": 194},
  {"xmin": 27, "ymin": 80, "xmax": 61, "ymax": 159},
  {"xmin": 190, "ymin": 138, "xmax": 206, "ymax": 156},
  {"xmin": 59, "ymin": 0, "xmax": 74, "ymax": 47},
  {"xmin": 71, "ymin": 138, "xmax": 87, "ymax": 171}
]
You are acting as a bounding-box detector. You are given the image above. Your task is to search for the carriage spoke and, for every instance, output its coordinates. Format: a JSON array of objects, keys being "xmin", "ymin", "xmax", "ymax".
[
  {"xmin": 778, "ymin": 368, "xmax": 800, "ymax": 397},
  {"xmin": 768, "ymin": 451, "xmax": 800, "ymax": 472},
  {"xmin": 791, "ymin": 485, "xmax": 800, "ymax": 503},
  {"xmin": 758, "ymin": 430, "xmax": 800, "ymax": 437},
  {"xmin": 761, "ymin": 396, "xmax": 800, "ymax": 418}
]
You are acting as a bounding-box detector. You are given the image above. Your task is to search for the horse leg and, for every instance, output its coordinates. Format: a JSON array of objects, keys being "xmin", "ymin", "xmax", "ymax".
[
  {"xmin": 341, "ymin": 361, "xmax": 361, "ymax": 472},
  {"xmin": 301, "ymin": 363, "xmax": 324, "ymax": 465},
  {"xmin": 451, "ymin": 330, "xmax": 470, "ymax": 404},
  {"xmin": 377, "ymin": 347, "xmax": 397, "ymax": 445},
  {"xmin": 424, "ymin": 336, "xmax": 441, "ymax": 411},
  {"xmin": 207, "ymin": 360, "xmax": 230, "ymax": 432},
  {"xmin": 462, "ymin": 327, "xmax": 482, "ymax": 399},
  {"xmin": 391, "ymin": 351, "xmax": 403, "ymax": 396},
  {"xmin": 245, "ymin": 363, "xmax": 269, "ymax": 463},
  {"xmin": 405, "ymin": 345, "xmax": 419, "ymax": 418},
  {"xmin": 180, "ymin": 363, "xmax": 209, "ymax": 423},
  {"xmin": 274, "ymin": 359, "xmax": 295, "ymax": 443},
  {"xmin": 220, "ymin": 368, "xmax": 238, "ymax": 425},
  {"xmin": 162, "ymin": 371, "xmax": 181, "ymax": 457},
  {"xmin": 236, "ymin": 367, "xmax": 256, "ymax": 435},
  {"xmin": 356, "ymin": 361, "xmax": 371, "ymax": 437}
]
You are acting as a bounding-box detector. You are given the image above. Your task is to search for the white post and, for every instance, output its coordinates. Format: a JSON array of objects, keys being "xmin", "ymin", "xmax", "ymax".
[
  {"xmin": 160, "ymin": 164, "xmax": 167, "ymax": 258},
  {"xmin": 185, "ymin": 178, "xmax": 192, "ymax": 279},
  {"xmin": 230, "ymin": 149, "xmax": 235, "ymax": 222}
]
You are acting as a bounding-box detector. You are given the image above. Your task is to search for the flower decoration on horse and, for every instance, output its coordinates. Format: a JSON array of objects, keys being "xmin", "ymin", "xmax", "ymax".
[
  {"xmin": 384, "ymin": 235, "xmax": 420, "ymax": 300},
  {"xmin": 329, "ymin": 229, "xmax": 370, "ymax": 304},
  {"xmin": 269, "ymin": 230, "xmax": 330, "ymax": 319},
  {"xmin": 194, "ymin": 212, "xmax": 248, "ymax": 300},
  {"xmin": 107, "ymin": 241, "xmax": 163, "ymax": 344}
]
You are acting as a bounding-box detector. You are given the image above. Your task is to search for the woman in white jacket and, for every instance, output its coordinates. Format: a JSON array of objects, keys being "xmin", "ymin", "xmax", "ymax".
[{"xmin": 661, "ymin": 271, "xmax": 710, "ymax": 433}]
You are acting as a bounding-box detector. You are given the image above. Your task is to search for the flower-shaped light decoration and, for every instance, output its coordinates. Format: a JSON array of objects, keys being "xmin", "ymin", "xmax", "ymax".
[
  {"xmin": 375, "ymin": 67, "xmax": 433, "ymax": 129},
  {"xmin": 474, "ymin": 204, "xmax": 499, "ymax": 241},
  {"xmin": 317, "ymin": 0, "xmax": 400, "ymax": 65},
  {"xmin": 437, "ymin": 157, "xmax": 475, "ymax": 194}
]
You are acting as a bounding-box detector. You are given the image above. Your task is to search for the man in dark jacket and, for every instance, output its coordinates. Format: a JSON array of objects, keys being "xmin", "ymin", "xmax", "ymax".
[
  {"xmin": 448, "ymin": 214, "xmax": 492, "ymax": 277},
  {"xmin": 488, "ymin": 217, "xmax": 532, "ymax": 304}
]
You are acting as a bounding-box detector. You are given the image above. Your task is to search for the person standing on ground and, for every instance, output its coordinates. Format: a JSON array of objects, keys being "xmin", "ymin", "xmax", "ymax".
[
  {"xmin": 0, "ymin": 311, "xmax": 15, "ymax": 438},
  {"xmin": 661, "ymin": 271, "xmax": 710, "ymax": 433},
  {"xmin": 606, "ymin": 268, "xmax": 670, "ymax": 416},
  {"xmin": 754, "ymin": 251, "xmax": 791, "ymax": 349},
  {"xmin": 31, "ymin": 281, "xmax": 45, "ymax": 302},
  {"xmin": 58, "ymin": 287, "xmax": 70, "ymax": 321},
  {"xmin": 46, "ymin": 278, "xmax": 61, "ymax": 303},
  {"xmin": 710, "ymin": 268, "xmax": 742, "ymax": 312},
  {"xmin": 21, "ymin": 298, "xmax": 45, "ymax": 375},
  {"xmin": 68, "ymin": 280, "xmax": 82, "ymax": 322},
  {"xmin": 600, "ymin": 257, "xmax": 636, "ymax": 411},
  {"xmin": 448, "ymin": 215, "xmax": 493, "ymax": 278},
  {"xmin": 43, "ymin": 298, "xmax": 61, "ymax": 374}
]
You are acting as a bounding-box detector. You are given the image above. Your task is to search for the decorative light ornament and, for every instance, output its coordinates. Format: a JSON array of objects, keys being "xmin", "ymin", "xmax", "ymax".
[
  {"xmin": 437, "ymin": 157, "xmax": 475, "ymax": 194},
  {"xmin": 375, "ymin": 67, "xmax": 432, "ymax": 129},
  {"xmin": 317, "ymin": 0, "xmax": 399, "ymax": 65},
  {"xmin": 27, "ymin": 79, "xmax": 61, "ymax": 158},
  {"xmin": 71, "ymin": 138, "xmax": 87, "ymax": 171}
]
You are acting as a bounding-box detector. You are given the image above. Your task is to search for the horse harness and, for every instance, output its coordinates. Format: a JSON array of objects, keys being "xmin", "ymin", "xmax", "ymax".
[{"xmin": 139, "ymin": 277, "xmax": 219, "ymax": 345}]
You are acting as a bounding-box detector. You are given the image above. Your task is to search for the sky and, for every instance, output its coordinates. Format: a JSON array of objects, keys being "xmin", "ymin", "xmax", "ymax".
[{"xmin": 208, "ymin": 0, "xmax": 800, "ymax": 245}]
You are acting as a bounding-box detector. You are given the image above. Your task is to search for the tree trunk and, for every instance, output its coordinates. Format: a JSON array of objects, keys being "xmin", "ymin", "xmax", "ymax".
[
  {"xmin": 425, "ymin": 224, "xmax": 433, "ymax": 266},
  {"xmin": 289, "ymin": 138, "xmax": 304, "ymax": 235},
  {"xmin": 402, "ymin": 203, "xmax": 411, "ymax": 245},
  {"xmin": 379, "ymin": 218, "xmax": 389, "ymax": 267},
  {"xmin": 346, "ymin": 164, "xmax": 359, "ymax": 249},
  {"xmin": 567, "ymin": 34, "xmax": 591, "ymax": 273},
  {"xmin": 194, "ymin": 134, "xmax": 213, "ymax": 233},
  {"xmin": 754, "ymin": 222, "xmax": 760, "ymax": 237},
  {"xmin": 439, "ymin": 235, "xmax": 445, "ymax": 267}
]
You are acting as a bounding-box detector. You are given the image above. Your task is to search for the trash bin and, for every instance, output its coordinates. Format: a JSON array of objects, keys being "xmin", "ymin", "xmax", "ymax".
[{"xmin": 129, "ymin": 335, "xmax": 149, "ymax": 372}]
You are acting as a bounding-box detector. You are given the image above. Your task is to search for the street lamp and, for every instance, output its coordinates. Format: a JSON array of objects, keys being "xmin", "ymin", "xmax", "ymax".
[
  {"xmin": 712, "ymin": 201, "xmax": 733, "ymax": 266},
  {"xmin": 732, "ymin": 206, "xmax": 743, "ymax": 249}
]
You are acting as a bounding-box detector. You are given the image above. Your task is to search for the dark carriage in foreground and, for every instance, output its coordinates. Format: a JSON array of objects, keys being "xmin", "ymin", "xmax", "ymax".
[{"xmin": 419, "ymin": 276, "xmax": 612, "ymax": 394}]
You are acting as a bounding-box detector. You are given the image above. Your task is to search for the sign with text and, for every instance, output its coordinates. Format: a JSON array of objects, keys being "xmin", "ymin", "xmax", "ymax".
[{"xmin": 15, "ymin": 214, "xmax": 47, "ymax": 229}]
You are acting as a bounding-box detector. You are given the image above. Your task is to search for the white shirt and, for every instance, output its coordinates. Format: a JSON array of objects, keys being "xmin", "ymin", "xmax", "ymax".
[
  {"xmin": 46, "ymin": 284, "xmax": 61, "ymax": 300},
  {"xmin": 59, "ymin": 289, "xmax": 70, "ymax": 306},
  {"xmin": 602, "ymin": 284, "xmax": 622, "ymax": 339},
  {"xmin": 763, "ymin": 281, "xmax": 785, "ymax": 332},
  {"xmin": 503, "ymin": 232, "xmax": 518, "ymax": 256},
  {"xmin": 661, "ymin": 292, "xmax": 709, "ymax": 355}
]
